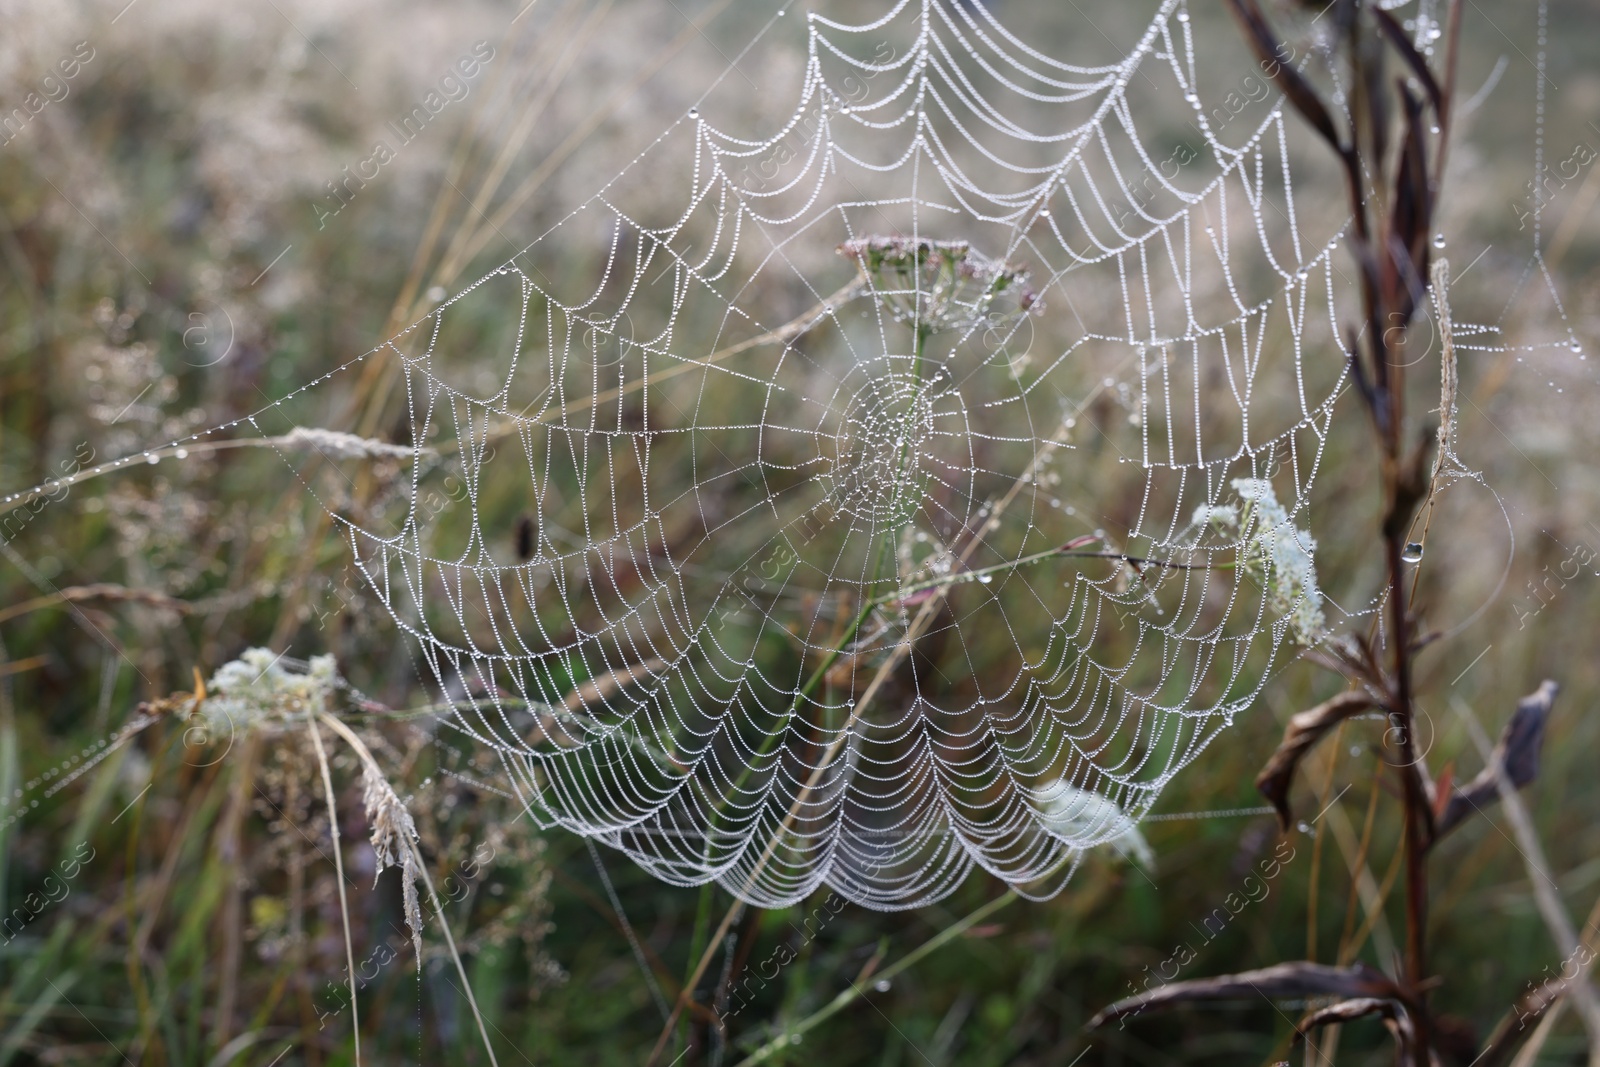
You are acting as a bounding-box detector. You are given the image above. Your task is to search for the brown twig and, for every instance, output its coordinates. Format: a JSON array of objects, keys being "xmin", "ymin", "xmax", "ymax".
[{"xmin": 1220, "ymin": 1, "xmax": 1472, "ymax": 1060}]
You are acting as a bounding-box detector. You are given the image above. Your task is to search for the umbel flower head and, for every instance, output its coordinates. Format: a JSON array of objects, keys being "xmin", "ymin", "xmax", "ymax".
[
  {"xmin": 1193, "ymin": 478, "xmax": 1327, "ymax": 646},
  {"xmin": 203, "ymin": 648, "xmax": 429, "ymax": 966},
  {"xmin": 838, "ymin": 235, "xmax": 1038, "ymax": 334},
  {"xmin": 200, "ymin": 648, "xmax": 340, "ymax": 730}
]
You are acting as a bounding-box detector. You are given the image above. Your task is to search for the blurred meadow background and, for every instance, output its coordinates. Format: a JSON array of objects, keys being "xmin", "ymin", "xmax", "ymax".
[{"xmin": 2, "ymin": 0, "xmax": 1600, "ymax": 1063}]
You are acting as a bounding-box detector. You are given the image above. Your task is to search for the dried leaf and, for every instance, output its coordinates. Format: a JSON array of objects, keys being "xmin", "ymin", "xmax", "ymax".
[
  {"xmin": 1372, "ymin": 8, "xmax": 1444, "ymax": 116},
  {"xmin": 1296, "ymin": 997, "xmax": 1399, "ymax": 1040},
  {"xmin": 1257, "ymin": 691, "xmax": 1378, "ymax": 831},
  {"xmin": 1412, "ymin": 628, "xmax": 1447, "ymax": 653},
  {"xmin": 1353, "ymin": 27, "xmax": 1389, "ymax": 179},
  {"xmin": 1224, "ymin": 0, "xmax": 1343, "ymax": 151},
  {"xmin": 1435, "ymin": 680, "xmax": 1556, "ymax": 839},
  {"xmin": 1295, "ymin": 995, "xmax": 1416, "ymax": 1061},
  {"xmin": 1383, "ymin": 86, "xmax": 1433, "ymax": 329},
  {"xmin": 1343, "ymin": 327, "xmax": 1384, "ymax": 431},
  {"xmin": 1088, "ymin": 961, "xmax": 1403, "ymax": 1028}
]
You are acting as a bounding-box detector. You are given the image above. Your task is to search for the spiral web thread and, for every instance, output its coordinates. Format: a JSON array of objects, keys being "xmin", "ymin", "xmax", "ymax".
[{"xmin": 13, "ymin": 0, "xmax": 1579, "ymax": 910}]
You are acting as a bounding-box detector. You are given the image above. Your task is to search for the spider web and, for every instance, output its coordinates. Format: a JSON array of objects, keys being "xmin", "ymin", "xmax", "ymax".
[
  {"xmin": 326, "ymin": 0, "xmax": 1357, "ymax": 909},
  {"xmin": 17, "ymin": 0, "xmax": 1538, "ymax": 909},
  {"xmin": 289, "ymin": 0, "xmax": 1354, "ymax": 909}
]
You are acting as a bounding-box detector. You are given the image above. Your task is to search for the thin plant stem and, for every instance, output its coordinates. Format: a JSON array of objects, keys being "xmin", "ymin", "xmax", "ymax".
[
  {"xmin": 0, "ymin": 435, "xmax": 421, "ymax": 516},
  {"xmin": 305, "ymin": 717, "xmax": 361, "ymax": 1067},
  {"xmin": 1304, "ymin": 723, "xmax": 1346, "ymax": 965},
  {"xmin": 315, "ymin": 711, "xmax": 502, "ymax": 1067},
  {"xmin": 1335, "ymin": 775, "xmax": 1385, "ymax": 965}
]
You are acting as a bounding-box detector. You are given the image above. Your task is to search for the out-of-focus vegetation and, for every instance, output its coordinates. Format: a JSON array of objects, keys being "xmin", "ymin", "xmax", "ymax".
[{"xmin": 2, "ymin": 0, "xmax": 1600, "ymax": 1063}]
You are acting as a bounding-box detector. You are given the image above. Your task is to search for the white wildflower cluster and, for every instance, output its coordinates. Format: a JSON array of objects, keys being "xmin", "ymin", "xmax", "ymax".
[
  {"xmin": 1036, "ymin": 779, "xmax": 1155, "ymax": 870},
  {"xmin": 1194, "ymin": 478, "xmax": 1326, "ymax": 645},
  {"xmin": 199, "ymin": 648, "xmax": 340, "ymax": 730},
  {"xmin": 362, "ymin": 763, "xmax": 425, "ymax": 967}
]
